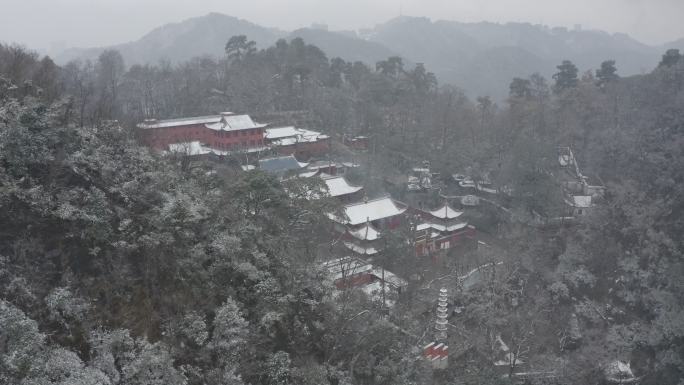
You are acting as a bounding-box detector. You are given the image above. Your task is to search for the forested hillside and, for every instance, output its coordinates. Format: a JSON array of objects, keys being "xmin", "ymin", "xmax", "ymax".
[{"xmin": 1, "ymin": 35, "xmax": 683, "ymax": 385}]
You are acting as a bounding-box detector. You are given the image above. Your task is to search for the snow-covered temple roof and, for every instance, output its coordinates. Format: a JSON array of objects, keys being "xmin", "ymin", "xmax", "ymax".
[
  {"xmin": 138, "ymin": 112, "xmax": 266, "ymax": 131},
  {"xmin": 428, "ymin": 204, "xmax": 464, "ymax": 219},
  {"xmin": 259, "ymin": 155, "xmax": 308, "ymax": 173},
  {"xmin": 344, "ymin": 242, "xmax": 379, "ymax": 255},
  {"xmin": 321, "ymin": 257, "xmax": 406, "ymax": 291},
  {"xmin": 264, "ymin": 126, "xmax": 300, "ymax": 139},
  {"xmin": 566, "ymin": 195, "xmax": 592, "ymax": 208},
  {"xmin": 349, "ymin": 223, "xmax": 381, "ymax": 241},
  {"xmin": 265, "ymin": 126, "xmax": 329, "ymax": 145},
  {"xmin": 205, "ymin": 114, "xmax": 267, "ymax": 131},
  {"xmin": 323, "ymin": 175, "xmax": 363, "ymax": 197},
  {"xmin": 416, "ymin": 222, "xmax": 468, "ymax": 233},
  {"xmin": 333, "ymin": 196, "xmax": 406, "ymax": 226},
  {"xmin": 137, "ymin": 115, "xmax": 222, "ymax": 129}
]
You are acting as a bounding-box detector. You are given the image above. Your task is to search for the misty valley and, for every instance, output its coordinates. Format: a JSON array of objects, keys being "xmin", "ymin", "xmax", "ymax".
[{"xmin": 1, "ymin": 8, "xmax": 683, "ymax": 385}]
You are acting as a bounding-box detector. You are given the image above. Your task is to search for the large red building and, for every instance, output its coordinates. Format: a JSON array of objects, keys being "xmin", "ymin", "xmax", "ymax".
[
  {"xmin": 137, "ymin": 113, "xmax": 330, "ymax": 159},
  {"xmin": 137, "ymin": 112, "xmax": 267, "ymax": 152}
]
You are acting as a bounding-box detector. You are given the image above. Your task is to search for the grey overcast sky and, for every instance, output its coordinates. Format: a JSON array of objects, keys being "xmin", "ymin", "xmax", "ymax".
[{"xmin": 2, "ymin": 0, "xmax": 684, "ymax": 52}]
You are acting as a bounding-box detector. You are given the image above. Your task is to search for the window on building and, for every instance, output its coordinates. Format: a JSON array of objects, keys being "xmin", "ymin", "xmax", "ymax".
[{"xmin": 440, "ymin": 241, "xmax": 450, "ymax": 250}]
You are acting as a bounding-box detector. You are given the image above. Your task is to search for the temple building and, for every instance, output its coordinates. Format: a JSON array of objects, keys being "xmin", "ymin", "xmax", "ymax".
[
  {"xmin": 321, "ymin": 175, "xmax": 364, "ymax": 202},
  {"xmin": 329, "ymin": 196, "xmax": 407, "ymax": 257},
  {"xmin": 258, "ymin": 155, "xmax": 308, "ymax": 178},
  {"xmin": 137, "ymin": 113, "xmax": 331, "ymax": 160},
  {"xmin": 138, "ymin": 112, "xmax": 267, "ymax": 153},
  {"xmin": 330, "ymin": 196, "xmax": 407, "ymax": 230},
  {"xmin": 343, "ymin": 135, "xmax": 370, "ymax": 151},
  {"xmin": 305, "ymin": 160, "xmax": 344, "ymax": 176},
  {"xmin": 413, "ymin": 203, "xmax": 476, "ymax": 257},
  {"xmin": 322, "ymin": 256, "xmax": 407, "ymax": 305},
  {"xmin": 343, "ymin": 221, "xmax": 382, "ymax": 257},
  {"xmin": 264, "ymin": 126, "xmax": 330, "ymax": 159}
]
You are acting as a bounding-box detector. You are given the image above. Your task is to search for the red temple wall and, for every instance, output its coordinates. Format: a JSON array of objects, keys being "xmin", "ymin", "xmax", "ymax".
[{"xmin": 142, "ymin": 124, "xmax": 265, "ymax": 151}]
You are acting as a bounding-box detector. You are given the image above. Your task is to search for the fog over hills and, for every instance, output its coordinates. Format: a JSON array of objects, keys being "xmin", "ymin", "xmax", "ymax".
[
  {"xmin": 55, "ymin": 12, "xmax": 683, "ymax": 100},
  {"xmin": 56, "ymin": 13, "xmax": 284, "ymax": 66},
  {"xmin": 3, "ymin": 3, "xmax": 684, "ymax": 384},
  {"xmin": 289, "ymin": 28, "xmax": 399, "ymax": 65}
]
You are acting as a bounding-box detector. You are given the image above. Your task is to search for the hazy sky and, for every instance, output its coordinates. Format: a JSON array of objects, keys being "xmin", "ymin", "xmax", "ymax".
[{"xmin": 2, "ymin": 0, "xmax": 684, "ymax": 52}]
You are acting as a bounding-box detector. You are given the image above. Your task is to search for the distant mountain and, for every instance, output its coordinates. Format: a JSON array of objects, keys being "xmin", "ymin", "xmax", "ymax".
[
  {"xmin": 55, "ymin": 13, "xmax": 284, "ymax": 65},
  {"xmin": 289, "ymin": 28, "xmax": 398, "ymax": 65},
  {"xmin": 365, "ymin": 16, "xmax": 663, "ymax": 99},
  {"xmin": 55, "ymin": 13, "xmax": 681, "ymax": 100},
  {"xmin": 663, "ymin": 38, "xmax": 684, "ymax": 51}
]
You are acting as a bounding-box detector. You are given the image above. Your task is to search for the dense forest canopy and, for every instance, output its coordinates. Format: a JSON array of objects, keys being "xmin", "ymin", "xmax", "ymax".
[{"xmin": 1, "ymin": 33, "xmax": 683, "ymax": 385}]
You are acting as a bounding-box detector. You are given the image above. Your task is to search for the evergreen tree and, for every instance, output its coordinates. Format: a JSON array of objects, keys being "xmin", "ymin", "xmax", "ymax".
[
  {"xmin": 595, "ymin": 60, "xmax": 619, "ymax": 87},
  {"xmin": 658, "ymin": 48, "xmax": 682, "ymax": 68},
  {"xmin": 509, "ymin": 77, "xmax": 532, "ymax": 99},
  {"xmin": 552, "ymin": 60, "xmax": 579, "ymax": 93},
  {"xmin": 225, "ymin": 35, "xmax": 257, "ymax": 62}
]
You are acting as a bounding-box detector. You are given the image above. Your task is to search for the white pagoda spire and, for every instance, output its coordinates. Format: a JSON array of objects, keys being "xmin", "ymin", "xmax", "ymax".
[
  {"xmin": 424, "ymin": 287, "xmax": 449, "ymax": 370},
  {"xmin": 435, "ymin": 288, "xmax": 448, "ymax": 341}
]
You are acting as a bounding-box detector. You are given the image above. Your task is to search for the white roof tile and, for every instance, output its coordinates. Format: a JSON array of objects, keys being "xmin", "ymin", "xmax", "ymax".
[
  {"xmin": 565, "ymin": 195, "xmax": 593, "ymax": 208},
  {"xmin": 428, "ymin": 204, "xmax": 464, "ymax": 219},
  {"xmin": 344, "ymin": 242, "xmax": 379, "ymax": 255},
  {"xmin": 298, "ymin": 170, "xmax": 319, "ymax": 178},
  {"xmin": 323, "ymin": 175, "xmax": 363, "ymax": 197},
  {"xmin": 138, "ymin": 115, "xmax": 222, "ymax": 129},
  {"xmin": 573, "ymin": 195, "xmax": 592, "ymax": 207},
  {"xmin": 205, "ymin": 114, "xmax": 266, "ymax": 131},
  {"xmin": 264, "ymin": 126, "xmax": 299, "ymax": 139},
  {"xmin": 335, "ymin": 197, "xmax": 406, "ymax": 226},
  {"xmin": 265, "ymin": 126, "xmax": 328, "ymax": 145},
  {"xmin": 417, "ymin": 222, "xmax": 468, "ymax": 232},
  {"xmin": 349, "ymin": 223, "xmax": 381, "ymax": 241}
]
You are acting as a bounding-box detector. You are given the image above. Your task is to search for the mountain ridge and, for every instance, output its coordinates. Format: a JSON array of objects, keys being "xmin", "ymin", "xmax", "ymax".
[
  {"xmin": 55, "ymin": 13, "xmax": 683, "ymax": 100},
  {"xmin": 55, "ymin": 13, "xmax": 285, "ymax": 65}
]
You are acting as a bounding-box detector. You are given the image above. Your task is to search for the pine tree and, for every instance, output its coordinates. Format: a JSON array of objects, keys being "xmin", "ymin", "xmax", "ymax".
[{"xmin": 552, "ymin": 60, "xmax": 579, "ymax": 93}]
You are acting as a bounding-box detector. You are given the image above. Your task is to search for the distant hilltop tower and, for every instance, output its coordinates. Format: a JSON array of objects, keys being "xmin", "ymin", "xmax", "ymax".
[{"xmin": 423, "ymin": 288, "xmax": 449, "ymax": 369}]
